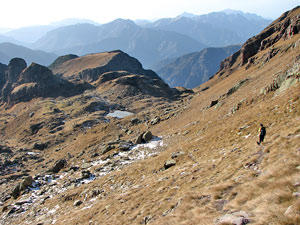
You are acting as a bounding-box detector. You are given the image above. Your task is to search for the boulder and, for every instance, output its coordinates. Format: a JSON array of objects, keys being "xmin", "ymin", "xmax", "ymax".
[
  {"xmin": 20, "ymin": 176, "xmax": 34, "ymax": 191},
  {"xmin": 101, "ymin": 145, "xmax": 115, "ymax": 154},
  {"xmin": 150, "ymin": 117, "xmax": 160, "ymax": 125},
  {"xmin": 33, "ymin": 142, "xmax": 47, "ymax": 150},
  {"xmin": 81, "ymin": 163, "xmax": 91, "ymax": 170},
  {"xmin": 214, "ymin": 211, "xmax": 250, "ymax": 225},
  {"xmin": 119, "ymin": 142, "xmax": 132, "ymax": 151},
  {"xmin": 11, "ymin": 176, "xmax": 34, "ymax": 199},
  {"xmin": 74, "ymin": 200, "xmax": 83, "ymax": 207},
  {"xmin": 29, "ymin": 122, "xmax": 44, "ymax": 135},
  {"xmin": 50, "ymin": 159, "xmax": 67, "ymax": 173},
  {"xmin": 143, "ymin": 131, "xmax": 153, "ymax": 142},
  {"xmin": 135, "ymin": 133, "xmax": 143, "ymax": 144},
  {"xmin": 164, "ymin": 160, "xmax": 176, "ymax": 169}
]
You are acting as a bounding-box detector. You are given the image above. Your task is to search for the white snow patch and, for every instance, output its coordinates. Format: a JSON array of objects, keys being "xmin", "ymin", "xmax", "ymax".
[
  {"xmin": 48, "ymin": 205, "xmax": 59, "ymax": 215},
  {"xmin": 131, "ymin": 136, "xmax": 164, "ymax": 150}
]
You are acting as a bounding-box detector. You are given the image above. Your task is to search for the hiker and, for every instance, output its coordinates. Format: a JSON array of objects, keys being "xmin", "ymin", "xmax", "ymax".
[{"xmin": 257, "ymin": 124, "xmax": 266, "ymax": 145}]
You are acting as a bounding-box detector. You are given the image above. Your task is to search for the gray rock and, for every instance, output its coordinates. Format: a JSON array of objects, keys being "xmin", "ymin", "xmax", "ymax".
[
  {"xmin": 81, "ymin": 163, "xmax": 91, "ymax": 169},
  {"xmin": 171, "ymin": 151, "xmax": 185, "ymax": 159},
  {"xmin": 143, "ymin": 131, "xmax": 153, "ymax": 142},
  {"xmin": 33, "ymin": 142, "xmax": 47, "ymax": 150},
  {"xmin": 11, "ymin": 176, "xmax": 34, "ymax": 199},
  {"xmin": 50, "ymin": 159, "xmax": 67, "ymax": 173},
  {"xmin": 292, "ymin": 192, "xmax": 300, "ymax": 197},
  {"xmin": 119, "ymin": 142, "xmax": 132, "ymax": 151},
  {"xmin": 102, "ymin": 145, "xmax": 115, "ymax": 154},
  {"xmin": 81, "ymin": 170, "xmax": 92, "ymax": 179},
  {"xmin": 131, "ymin": 118, "xmax": 140, "ymax": 125},
  {"xmin": 214, "ymin": 211, "xmax": 250, "ymax": 225},
  {"xmin": 135, "ymin": 133, "xmax": 143, "ymax": 144},
  {"xmin": 19, "ymin": 176, "xmax": 34, "ymax": 191},
  {"xmin": 150, "ymin": 117, "xmax": 160, "ymax": 125},
  {"xmin": 164, "ymin": 160, "xmax": 176, "ymax": 169}
]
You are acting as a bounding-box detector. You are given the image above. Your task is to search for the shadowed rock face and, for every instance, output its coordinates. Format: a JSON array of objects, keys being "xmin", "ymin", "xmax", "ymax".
[
  {"xmin": 0, "ymin": 59, "xmax": 92, "ymax": 106},
  {"xmin": 6, "ymin": 58, "xmax": 27, "ymax": 83},
  {"xmin": 0, "ymin": 63, "xmax": 8, "ymax": 90}
]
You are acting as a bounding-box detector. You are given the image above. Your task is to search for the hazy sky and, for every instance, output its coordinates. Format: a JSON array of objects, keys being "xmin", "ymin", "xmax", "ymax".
[{"xmin": 1, "ymin": 0, "xmax": 299, "ymax": 28}]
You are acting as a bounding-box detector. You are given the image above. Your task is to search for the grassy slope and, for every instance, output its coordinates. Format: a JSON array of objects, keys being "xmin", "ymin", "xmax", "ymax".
[{"xmin": 33, "ymin": 36, "xmax": 299, "ymax": 225}]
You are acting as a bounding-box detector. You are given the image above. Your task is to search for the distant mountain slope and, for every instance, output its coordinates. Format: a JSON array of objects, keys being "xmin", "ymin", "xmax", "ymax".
[
  {"xmin": 144, "ymin": 11, "xmax": 272, "ymax": 46},
  {"xmin": 0, "ymin": 35, "xmax": 21, "ymax": 45},
  {"xmin": 0, "ymin": 42, "xmax": 57, "ymax": 66},
  {"xmin": 4, "ymin": 18, "xmax": 100, "ymax": 44},
  {"xmin": 5, "ymin": 25, "xmax": 55, "ymax": 43},
  {"xmin": 155, "ymin": 45, "xmax": 241, "ymax": 88},
  {"xmin": 32, "ymin": 19, "xmax": 206, "ymax": 67}
]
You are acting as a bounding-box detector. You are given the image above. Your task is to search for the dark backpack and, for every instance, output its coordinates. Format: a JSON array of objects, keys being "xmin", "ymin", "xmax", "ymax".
[{"xmin": 261, "ymin": 127, "xmax": 266, "ymax": 136}]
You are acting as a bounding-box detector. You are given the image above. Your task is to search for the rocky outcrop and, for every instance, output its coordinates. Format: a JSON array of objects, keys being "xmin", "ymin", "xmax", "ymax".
[
  {"xmin": 96, "ymin": 72, "xmax": 179, "ymax": 100},
  {"xmin": 0, "ymin": 59, "xmax": 92, "ymax": 106},
  {"xmin": 214, "ymin": 211, "xmax": 250, "ymax": 225},
  {"xmin": 0, "ymin": 63, "xmax": 8, "ymax": 90},
  {"xmin": 53, "ymin": 50, "xmax": 161, "ymax": 82}
]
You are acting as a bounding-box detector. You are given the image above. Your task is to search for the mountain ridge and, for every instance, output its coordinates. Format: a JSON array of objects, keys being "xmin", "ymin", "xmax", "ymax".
[{"xmin": 155, "ymin": 45, "xmax": 241, "ymax": 88}]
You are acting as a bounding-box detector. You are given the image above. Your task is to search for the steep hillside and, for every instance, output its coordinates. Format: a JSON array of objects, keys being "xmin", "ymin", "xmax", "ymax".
[
  {"xmin": 155, "ymin": 45, "xmax": 241, "ymax": 88},
  {"xmin": 0, "ymin": 42, "xmax": 57, "ymax": 66},
  {"xmin": 0, "ymin": 7, "xmax": 299, "ymax": 225}
]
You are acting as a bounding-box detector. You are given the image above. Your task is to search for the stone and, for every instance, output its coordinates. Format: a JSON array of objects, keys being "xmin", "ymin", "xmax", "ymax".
[
  {"xmin": 81, "ymin": 163, "xmax": 91, "ymax": 169},
  {"xmin": 143, "ymin": 131, "xmax": 153, "ymax": 142},
  {"xmin": 292, "ymin": 192, "xmax": 300, "ymax": 197},
  {"xmin": 81, "ymin": 170, "xmax": 91, "ymax": 179},
  {"xmin": 102, "ymin": 145, "xmax": 115, "ymax": 154},
  {"xmin": 119, "ymin": 142, "xmax": 132, "ymax": 151},
  {"xmin": 11, "ymin": 185, "xmax": 21, "ymax": 199},
  {"xmin": 33, "ymin": 142, "xmax": 47, "ymax": 150},
  {"xmin": 11, "ymin": 176, "xmax": 34, "ymax": 199},
  {"xmin": 164, "ymin": 160, "xmax": 176, "ymax": 169},
  {"xmin": 214, "ymin": 211, "xmax": 250, "ymax": 225},
  {"xmin": 210, "ymin": 100, "xmax": 219, "ymax": 108},
  {"xmin": 171, "ymin": 151, "xmax": 185, "ymax": 159},
  {"xmin": 30, "ymin": 123, "xmax": 44, "ymax": 135},
  {"xmin": 19, "ymin": 176, "xmax": 34, "ymax": 191},
  {"xmin": 74, "ymin": 200, "xmax": 83, "ymax": 206},
  {"xmin": 50, "ymin": 159, "xmax": 67, "ymax": 173},
  {"xmin": 130, "ymin": 118, "xmax": 140, "ymax": 125},
  {"xmin": 150, "ymin": 117, "xmax": 160, "ymax": 125},
  {"xmin": 135, "ymin": 133, "xmax": 143, "ymax": 144}
]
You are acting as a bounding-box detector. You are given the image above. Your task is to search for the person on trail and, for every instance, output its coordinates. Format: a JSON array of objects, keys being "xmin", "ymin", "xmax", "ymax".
[{"xmin": 257, "ymin": 124, "xmax": 266, "ymax": 145}]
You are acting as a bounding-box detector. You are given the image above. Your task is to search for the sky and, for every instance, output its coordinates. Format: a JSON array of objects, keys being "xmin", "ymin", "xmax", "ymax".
[{"xmin": 0, "ymin": 0, "xmax": 299, "ymax": 28}]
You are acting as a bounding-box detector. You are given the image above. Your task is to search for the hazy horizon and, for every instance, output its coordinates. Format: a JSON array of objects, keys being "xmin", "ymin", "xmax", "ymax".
[{"xmin": 0, "ymin": 0, "xmax": 299, "ymax": 29}]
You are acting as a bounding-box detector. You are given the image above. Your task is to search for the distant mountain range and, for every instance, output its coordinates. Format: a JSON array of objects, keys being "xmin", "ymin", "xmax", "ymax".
[
  {"xmin": 0, "ymin": 42, "xmax": 57, "ymax": 66},
  {"xmin": 2, "ymin": 18, "xmax": 100, "ymax": 44},
  {"xmin": 31, "ymin": 19, "xmax": 206, "ymax": 68},
  {"xmin": 0, "ymin": 10, "xmax": 272, "ymax": 68},
  {"xmin": 155, "ymin": 45, "xmax": 241, "ymax": 88},
  {"xmin": 142, "ymin": 11, "xmax": 271, "ymax": 47}
]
